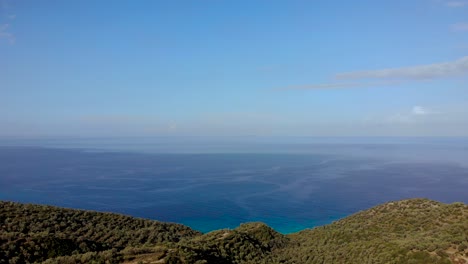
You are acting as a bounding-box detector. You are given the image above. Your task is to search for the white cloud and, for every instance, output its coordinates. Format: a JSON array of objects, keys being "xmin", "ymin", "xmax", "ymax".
[
  {"xmin": 335, "ymin": 56, "xmax": 468, "ymax": 81},
  {"xmin": 0, "ymin": 0, "xmax": 15, "ymax": 44},
  {"xmin": 0, "ymin": 23, "xmax": 14, "ymax": 44},
  {"xmin": 278, "ymin": 57, "xmax": 468, "ymax": 90},
  {"xmin": 412, "ymin": 106, "xmax": 428, "ymax": 115},
  {"xmin": 385, "ymin": 106, "xmax": 437, "ymax": 124},
  {"xmin": 445, "ymin": 0, "xmax": 468, "ymax": 7},
  {"xmin": 276, "ymin": 80, "xmax": 401, "ymax": 90},
  {"xmin": 451, "ymin": 22, "xmax": 468, "ymax": 32}
]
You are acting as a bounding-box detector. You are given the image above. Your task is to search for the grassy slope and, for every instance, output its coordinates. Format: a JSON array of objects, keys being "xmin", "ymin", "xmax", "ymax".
[{"xmin": 1, "ymin": 198, "xmax": 467, "ymax": 264}]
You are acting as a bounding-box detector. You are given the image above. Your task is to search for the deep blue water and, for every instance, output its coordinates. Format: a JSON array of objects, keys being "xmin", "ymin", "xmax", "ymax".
[{"xmin": 0, "ymin": 138, "xmax": 467, "ymax": 233}]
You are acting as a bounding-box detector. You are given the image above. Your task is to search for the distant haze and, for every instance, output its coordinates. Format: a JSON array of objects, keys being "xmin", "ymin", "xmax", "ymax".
[{"xmin": 2, "ymin": 136, "xmax": 468, "ymax": 165}]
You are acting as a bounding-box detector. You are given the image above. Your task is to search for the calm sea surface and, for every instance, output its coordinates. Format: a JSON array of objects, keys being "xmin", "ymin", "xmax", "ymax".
[{"xmin": 1, "ymin": 137, "xmax": 467, "ymax": 233}]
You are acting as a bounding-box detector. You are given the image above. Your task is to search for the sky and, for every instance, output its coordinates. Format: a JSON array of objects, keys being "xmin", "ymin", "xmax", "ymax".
[{"xmin": 1, "ymin": 0, "xmax": 468, "ymax": 138}]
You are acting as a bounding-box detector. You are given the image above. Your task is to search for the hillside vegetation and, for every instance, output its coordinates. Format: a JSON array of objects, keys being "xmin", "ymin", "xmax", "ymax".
[
  {"xmin": 1, "ymin": 198, "xmax": 467, "ymax": 264},
  {"xmin": 0, "ymin": 202, "xmax": 200, "ymax": 263}
]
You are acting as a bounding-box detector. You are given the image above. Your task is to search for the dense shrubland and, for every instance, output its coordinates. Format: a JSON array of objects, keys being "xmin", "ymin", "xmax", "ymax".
[
  {"xmin": 0, "ymin": 201, "xmax": 200, "ymax": 263},
  {"xmin": 273, "ymin": 199, "xmax": 467, "ymax": 264},
  {"xmin": 1, "ymin": 198, "xmax": 467, "ymax": 263}
]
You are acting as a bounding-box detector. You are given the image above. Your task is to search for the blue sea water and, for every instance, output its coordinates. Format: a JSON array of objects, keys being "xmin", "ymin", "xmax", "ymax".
[{"xmin": 0, "ymin": 137, "xmax": 467, "ymax": 233}]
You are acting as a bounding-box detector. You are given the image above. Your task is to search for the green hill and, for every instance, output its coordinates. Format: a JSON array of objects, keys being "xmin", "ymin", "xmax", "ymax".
[
  {"xmin": 1, "ymin": 198, "xmax": 467, "ymax": 264},
  {"xmin": 0, "ymin": 201, "xmax": 200, "ymax": 263}
]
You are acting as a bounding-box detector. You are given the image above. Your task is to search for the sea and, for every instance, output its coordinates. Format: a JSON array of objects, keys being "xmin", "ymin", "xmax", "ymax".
[{"xmin": 0, "ymin": 137, "xmax": 467, "ymax": 234}]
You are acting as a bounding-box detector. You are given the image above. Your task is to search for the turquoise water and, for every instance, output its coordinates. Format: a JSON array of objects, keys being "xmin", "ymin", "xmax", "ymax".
[{"xmin": 1, "ymin": 139, "xmax": 468, "ymax": 233}]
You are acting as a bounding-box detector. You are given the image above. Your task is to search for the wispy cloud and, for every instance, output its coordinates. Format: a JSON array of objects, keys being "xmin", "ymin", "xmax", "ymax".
[
  {"xmin": 0, "ymin": 23, "xmax": 14, "ymax": 44},
  {"xmin": 335, "ymin": 56, "xmax": 468, "ymax": 81},
  {"xmin": 451, "ymin": 22, "xmax": 468, "ymax": 32},
  {"xmin": 384, "ymin": 106, "xmax": 438, "ymax": 124},
  {"xmin": 276, "ymin": 80, "xmax": 401, "ymax": 90},
  {"xmin": 278, "ymin": 57, "xmax": 468, "ymax": 90},
  {"xmin": 445, "ymin": 0, "xmax": 468, "ymax": 7},
  {"xmin": 412, "ymin": 106, "xmax": 429, "ymax": 115},
  {"xmin": 0, "ymin": 0, "xmax": 15, "ymax": 44}
]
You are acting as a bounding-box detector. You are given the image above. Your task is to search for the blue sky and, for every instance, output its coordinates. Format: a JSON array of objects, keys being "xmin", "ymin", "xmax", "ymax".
[{"xmin": 1, "ymin": 0, "xmax": 468, "ymax": 138}]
